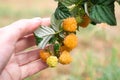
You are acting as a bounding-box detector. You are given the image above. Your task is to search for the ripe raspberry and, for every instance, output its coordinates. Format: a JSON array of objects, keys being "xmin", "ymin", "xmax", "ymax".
[
  {"xmin": 78, "ymin": 14, "xmax": 91, "ymax": 28},
  {"xmin": 59, "ymin": 50, "xmax": 72, "ymax": 64},
  {"xmin": 62, "ymin": 17, "xmax": 77, "ymax": 32},
  {"xmin": 60, "ymin": 46, "xmax": 72, "ymax": 52},
  {"xmin": 63, "ymin": 33, "xmax": 78, "ymax": 49},
  {"xmin": 39, "ymin": 50, "xmax": 50, "ymax": 62},
  {"xmin": 46, "ymin": 56, "xmax": 58, "ymax": 67}
]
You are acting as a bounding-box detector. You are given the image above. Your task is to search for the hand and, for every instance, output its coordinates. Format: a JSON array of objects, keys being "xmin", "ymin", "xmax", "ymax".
[{"xmin": 0, "ymin": 18, "xmax": 50, "ymax": 80}]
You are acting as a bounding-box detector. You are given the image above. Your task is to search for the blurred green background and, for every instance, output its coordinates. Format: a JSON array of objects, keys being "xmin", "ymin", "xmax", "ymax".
[{"xmin": 0, "ymin": 0, "xmax": 120, "ymax": 80}]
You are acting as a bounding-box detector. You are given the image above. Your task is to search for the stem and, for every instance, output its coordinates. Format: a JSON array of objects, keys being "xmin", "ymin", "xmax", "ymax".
[{"xmin": 55, "ymin": 30, "xmax": 63, "ymax": 34}]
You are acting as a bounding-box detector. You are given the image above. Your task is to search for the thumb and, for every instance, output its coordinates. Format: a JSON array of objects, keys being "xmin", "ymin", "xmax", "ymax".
[
  {"xmin": 4, "ymin": 17, "xmax": 50, "ymax": 41},
  {"xmin": 9, "ymin": 18, "xmax": 42, "ymax": 39}
]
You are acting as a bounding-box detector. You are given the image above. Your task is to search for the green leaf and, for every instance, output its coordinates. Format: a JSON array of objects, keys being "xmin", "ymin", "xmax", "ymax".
[
  {"xmin": 89, "ymin": 0, "xmax": 116, "ymax": 25},
  {"xmin": 70, "ymin": 5, "xmax": 84, "ymax": 17},
  {"xmin": 90, "ymin": 0, "xmax": 115, "ymax": 5},
  {"xmin": 34, "ymin": 34, "xmax": 43, "ymax": 45},
  {"xmin": 55, "ymin": 0, "xmax": 80, "ymax": 6},
  {"xmin": 34, "ymin": 26, "xmax": 55, "ymax": 49},
  {"xmin": 51, "ymin": 14, "xmax": 62, "ymax": 31},
  {"xmin": 49, "ymin": 36, "xmax": 58, "ymax": 44},
  {"xmin": 55, "ymin": 0, "xmax": 73, "ymax": 6},
  {"xmin": 59, "ymin": 31, "xmax": 66, "ymax": 38},
  {"xmin": 54, "ymin": 2, "xmax": 71, "ymax": 20}
]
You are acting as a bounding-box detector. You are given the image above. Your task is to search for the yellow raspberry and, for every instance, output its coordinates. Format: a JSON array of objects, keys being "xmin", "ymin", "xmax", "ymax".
[
  {"xmin": 59, "ymin": 50, "xmax": 72, "ymax": 64},
  {"xmin": 78, "ymin": 14, "xmax": 91, "ymax": 28},
  {"xmin": 46, "ymin": 56, "xmax": 58, "ymax": 67},
  {"xmin": 39, "ymin": 50, "xmax": 51, "ymax": 62},
  {"xmin": 60, "ymin": 46, "xmax": 72, "ymax": 52},
  {"xmin": 62, "ymin": 17, "xmax": 77, "ymax": 32},
  {"xmin": 63, "ymin": 33, "xmax": 78, "ymax": 49}
]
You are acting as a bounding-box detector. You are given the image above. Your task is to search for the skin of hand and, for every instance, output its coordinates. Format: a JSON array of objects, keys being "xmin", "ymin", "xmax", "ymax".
[{"xmin": 0, "ymin": 17, "xmax": 50, "ymax": 80}]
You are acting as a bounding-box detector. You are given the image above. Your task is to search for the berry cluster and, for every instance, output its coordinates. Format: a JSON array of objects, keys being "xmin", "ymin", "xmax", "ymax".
[
  {"xmin": 34, "ymin": 0, "xmax": 117, "ymax": 68},
  {"xmin": 39, "ymin": 17, "xmax": 78, "ymax": 67},
  {"xmin": 34, "ymin": 1, "xmax": 92, "ymax": 68}
]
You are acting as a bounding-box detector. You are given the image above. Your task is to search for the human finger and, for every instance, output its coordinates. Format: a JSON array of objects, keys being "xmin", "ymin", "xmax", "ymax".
[
  {"xmin": 20, "ymin": 59, "xmax": 47, "ymax": 79},
  {"xmin": 3, "ymin": 18, "xmax": 42, "ymax": 41},
  {"xmin": 3, "ymin": 18, "xmax": 50, "ymax": 41},
  {"xmin": 16, "ymin": 49, "xmax": 40, "ymax": 66},
  {"xmin": 15, "ymin": 34, "xmax": 36, "ymax": 53}
]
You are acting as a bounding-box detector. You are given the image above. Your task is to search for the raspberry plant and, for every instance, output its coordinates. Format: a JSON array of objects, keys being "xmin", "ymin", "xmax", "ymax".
[{"xmin": 34, "ymin": 0, "xmax": 119, "ymax": 67}]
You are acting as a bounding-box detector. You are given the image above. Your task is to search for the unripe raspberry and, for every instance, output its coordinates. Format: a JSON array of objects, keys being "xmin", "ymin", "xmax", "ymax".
[
  {"xmin": 78, "ymin": 14, "xmax": 91, "ymax": 28},
  {"xmin": 63, "ymin": 33, "xmax": 78, "ymax": 49},
  {"xmin": 39, "ymin": 50, "xmax": 51, "ymax": 62},
  {"xmin": 59, "ymin": 50, "xmax": 72, "ymax": 64},
  {"xmin": 46, "ymin": 56, "xmax": 58, "ymax": 67},
  {"xmin": 62, "ymin": 17, "xmax": 77, "ymax": 32}
]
